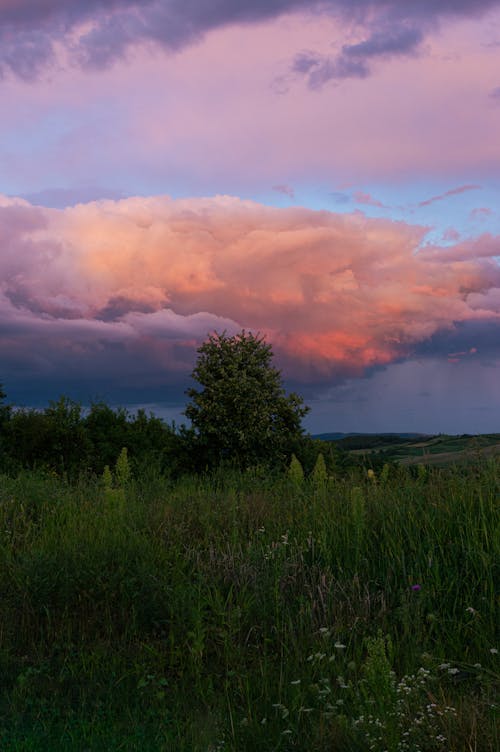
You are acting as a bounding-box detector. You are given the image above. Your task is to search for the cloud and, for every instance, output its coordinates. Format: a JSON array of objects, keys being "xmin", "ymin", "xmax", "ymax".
[
  {"xmin": 291, "ymin": 50, "xmax": 369, "ymax": 88},
  {"xmin": 1, "ymin": 0, "xmax": 499, "ymax": 78},
  {"xmin": 353, "ymin": 191, "xmax": 387, "ymax": 208},
  {"xmin": 21, "ymin": 185, "xmax": 127, "ymax": 209},
  {"xmin": 293, "ymin": 25, "xmax": 425, "ymax": 87},
  {"xmin": 415, "ymin": 319, "xmax": 500, "ymax": 361},
  {"xmin": 272, "ymin": 184, "xmax": 295, "ymax": 199},
  {"xmin": 417, "ymin": 184, "xmax": 481, "ymax": 207},
  {"xmin": 470, "ymin": 207, "xmax": 493, "ymax": 220},
  {"xmin": 342, "ymin": 26, "xmax": 423, "ymax": 58},
  {"xmin": 418, "ymin": 232, "xmax": 500, "ymax": 262},
  {"xmin": 330, "ymin": 192, "xmax": 351, "ymax": 205},
  {"xmin": 0, "ymin": 194, "xmax": 499, "ymax": 405}
]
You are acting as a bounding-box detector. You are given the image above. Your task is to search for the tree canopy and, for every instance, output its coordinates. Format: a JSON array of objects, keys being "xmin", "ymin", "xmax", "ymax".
[{"xmin": 185, "ymin": 330, "xmax": 309, "ymax": 468}]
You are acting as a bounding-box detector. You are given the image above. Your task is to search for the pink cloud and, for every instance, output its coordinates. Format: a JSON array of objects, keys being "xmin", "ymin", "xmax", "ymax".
[
  {"xmin": 0, "ymin": 194, "xmax": 499, "ymax": 388},
  {"xmin": 418, "ymin": 233, "xmax": 500, "ymax": 262},
  {"xmin": 272, "ymin": 184, "xmax": 295, "ymax": 199},
  {"xmin": 418, "ymin": 184, "xmax": 481, "ymax": 207},
  {"xmin": 442, "ymin": 227, "xmax": 461, "ymax": 242},
  {"xmin": 353, "ymin": 191, "xmax": 387, "ymax": 208},
  {"xmin": 3, "ymin": 10, "xmax": 500, "ymax": 195},
  {"xmin": 470, "ymin": 207, "xmax": 493, "ymax": 219}
]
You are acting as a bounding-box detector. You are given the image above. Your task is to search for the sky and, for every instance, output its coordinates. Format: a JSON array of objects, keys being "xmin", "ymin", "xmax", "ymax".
[{"xmin": 1, "ymin": 0, "xmax": 500, "ymax": 434}]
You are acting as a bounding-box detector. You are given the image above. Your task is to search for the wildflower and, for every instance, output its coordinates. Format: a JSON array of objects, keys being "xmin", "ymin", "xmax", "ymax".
[
  {"xmin": 411, "ymin": 584, "xmax": 421, "ymax": 591},
  {"xmin": 312, "ymin": 453, "xmax": 328, "ymax": 484},
  {"xmin": 288, "ymin": 454, "xmax": 304, "ymax": 483},
  {"xmin": 102, "ymin": 464, "xmax": 113, "ymax": 489},
  {"xmin": 447, "ymin": 667, "xmax": 459, "ymax": 675},
  {"xmin": 466, "ymin": 606, "xmax": 477, "ymax": 614},
  {"xmin": 290, "ymin": 679, "xmax": 301, "ymax": 685},
  {"xmin": 334, "ymin": 641, "xmax": 346, "ymax": 649},
  {"xmin": 115, "ymin": 446, "xmax": 131, "ymax": 486},
  {"xmin": 490, "ymin": 648, "xmax": 498, "ymax": 654},
  {"xmin": 367, "ymin": 468, "xmax": 376, "ymax": 481}
]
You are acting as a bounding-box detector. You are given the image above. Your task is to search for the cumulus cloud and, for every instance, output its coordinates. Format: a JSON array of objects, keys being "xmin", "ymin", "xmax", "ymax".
[
  {"xmin": 0, "ymin": 194, "xmax": 499, "ymax": 403},
  {"xmin": 0, "ymin": 0, "xmax": 499, "ymax": 78}
]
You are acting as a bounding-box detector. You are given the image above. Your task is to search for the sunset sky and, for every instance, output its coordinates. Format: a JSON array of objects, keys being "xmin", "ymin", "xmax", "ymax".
[{"xmin": 1, "ymin": 0, "xmax": 500, "ymax": 434}]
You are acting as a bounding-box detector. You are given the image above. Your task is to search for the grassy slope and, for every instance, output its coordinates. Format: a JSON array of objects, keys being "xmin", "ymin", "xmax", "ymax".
[
  {"xmin": 0, "ymin": 464, "xmax": 498, "ymax": 751},
  {"xmin": 337, "ymin": 433, "xmax": 500, "ymax": 467}
]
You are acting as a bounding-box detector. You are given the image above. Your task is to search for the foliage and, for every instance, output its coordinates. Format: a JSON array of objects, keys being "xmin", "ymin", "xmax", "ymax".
[
  {"xmin": 0, "ymin": 383, "xmax": 10, "ymax": 425},
  {"xmin": 0, "ymin": 390, "xmax": 194, "ymax": 478},
  {"xmin": 0, "ymin": 462, "xmax": 497, "ymax": 750},
  {"xmin": 185, "ymin": 330, "xmax": 309, "ymax": 469}
]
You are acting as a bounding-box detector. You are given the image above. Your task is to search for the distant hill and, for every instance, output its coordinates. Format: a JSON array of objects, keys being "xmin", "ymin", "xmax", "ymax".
[
  {"xmin": 313, "ymin": 432, "xmax": 430, "ymax": 441},
  {"xmin": 312, "ymin": 432, "xmax": 500, "ymax": 466}
]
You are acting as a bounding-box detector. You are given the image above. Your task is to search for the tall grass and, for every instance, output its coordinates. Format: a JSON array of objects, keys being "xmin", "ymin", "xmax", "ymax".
[{"xmin": 0, "ymin": 462, "xmax": 498, "ymax": 750}]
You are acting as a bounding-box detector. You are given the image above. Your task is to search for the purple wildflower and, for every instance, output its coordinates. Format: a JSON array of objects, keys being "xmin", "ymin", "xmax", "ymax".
[{"xmin": 411, "ymin": 584, "xmax": 421, "ymax": 591}]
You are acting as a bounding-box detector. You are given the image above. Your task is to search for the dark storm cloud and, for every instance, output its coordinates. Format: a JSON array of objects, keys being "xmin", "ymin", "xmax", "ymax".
[
  {"xmin": 413, "ymin": 320, "xmax": 500, "ymax": 362},
  {"xmin": 0, "ymin": 194, "xmax": 499, "ymax": 411},
  {"xmin": 0, "ymin": 0, "xmax": 499, "ymax": 78}
]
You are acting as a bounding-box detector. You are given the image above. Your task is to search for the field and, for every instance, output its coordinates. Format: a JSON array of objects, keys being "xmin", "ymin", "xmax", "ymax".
[
  {"xmin": 0, "ymin": 462, "xmax": 498, "ymax": 751},
  {"xmin": 334, "ymin": 433, "xmax": 500, "ymax": 467}
]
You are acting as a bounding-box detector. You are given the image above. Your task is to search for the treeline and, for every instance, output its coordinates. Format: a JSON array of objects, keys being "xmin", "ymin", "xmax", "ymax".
[
  {"xmin": 0, "ymin": 390, "xmax": 346, "ymax": 480},
  {"xmin": 0, "ymin": 393, "xmax": 183, "ymax": 478}
]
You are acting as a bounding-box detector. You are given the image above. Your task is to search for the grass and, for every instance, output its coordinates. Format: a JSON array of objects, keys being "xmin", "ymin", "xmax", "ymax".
[
  {"xmin": 343, "ymin": 433, "xmax": 500, "ymax": 466},
  {"xmin": 0, "ymin": 461, "xmax": 498, "ymax": 750}
]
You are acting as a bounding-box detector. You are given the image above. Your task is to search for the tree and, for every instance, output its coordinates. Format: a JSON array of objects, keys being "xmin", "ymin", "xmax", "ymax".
[
  {"xmin": 185, "ymin": 330, "xmax": 309, "ymax": 469},
  {"xmin": 0, "ymin": 385, "xmax": 11, "ymax": 472}
]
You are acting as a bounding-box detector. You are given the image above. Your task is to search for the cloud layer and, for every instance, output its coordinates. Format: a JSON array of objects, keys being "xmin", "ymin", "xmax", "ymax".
[
  {"xmin": 1, "ymin": 194, "xmax": 499, "ymax": 403},
  {"xmin": 1, "ymin": 0, "xmax": 499, "ymax": 78}
]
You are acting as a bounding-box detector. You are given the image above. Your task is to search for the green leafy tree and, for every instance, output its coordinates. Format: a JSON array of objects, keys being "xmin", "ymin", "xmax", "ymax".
[
  {"xmin": 185, "ymin": 331, "xmax": 309, "ymax": 469},
  {"xmin": 0, "ymin": 384, "xmax": 10, "ymax": 424},
  {"xmin": 84, "ymin": 401, "xmax": 130, "ymax": 474},
  {"xmin": 0, "ymin": 385, "xmax": 11, "ymax": 472}
]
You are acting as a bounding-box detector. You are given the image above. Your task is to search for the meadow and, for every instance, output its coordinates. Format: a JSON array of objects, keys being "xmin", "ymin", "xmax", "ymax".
[{"xmin": 0, "ymin": 460, "xmax": 498, "ymax": 751}]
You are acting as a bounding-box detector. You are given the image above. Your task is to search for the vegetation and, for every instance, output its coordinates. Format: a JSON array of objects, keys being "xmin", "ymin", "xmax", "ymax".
[
  {"xmin": 334, "ymin": 433, "xmax": 500, "ymax": 466},
  {"xmin": 0, "ymin": 460, "xmax": 497, "ymax": 750},
  {"xmin": 0, "ymin": 366, "xmax": 498, "ymax": 749},
  {"xmin": 185, "ymin": 330, "xmax": 309, "ymax": 469}
]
